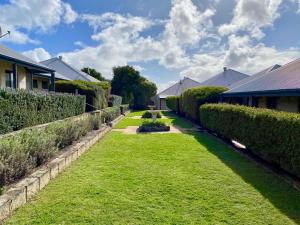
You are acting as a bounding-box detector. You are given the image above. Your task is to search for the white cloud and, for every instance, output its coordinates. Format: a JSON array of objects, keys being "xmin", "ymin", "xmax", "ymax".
[
  {"xmin": 22, "ymin": 48, "xmax": 51, "ymax": 62},
  {"xmin": 0, "ymin": 0, "xmax": 77, "ymax": 44},
  {"xmin": 218, "ymin": 0, "xmax": 282, "ymax": 39}
]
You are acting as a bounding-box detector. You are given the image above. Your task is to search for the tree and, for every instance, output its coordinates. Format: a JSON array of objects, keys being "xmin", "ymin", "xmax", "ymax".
[
  {"xmin": 81, "ymin": 67, "xmax": 106, "ymax": 81},
  {"xmin": 111, "ymin": 66, "xmax": 157, "ymax": 109}
]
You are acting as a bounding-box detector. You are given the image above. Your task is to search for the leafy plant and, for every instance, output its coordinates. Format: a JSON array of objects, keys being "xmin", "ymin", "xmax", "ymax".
[
  {"xmin": 141, "ymin": 111, "xmax": 162, "ymax": 119},
  {"xmin": 139, "ymin": 120, "xmax": 170, "ymax": 132},
  {"xmin": 101, "ymin": 106, "xmax": 121, "ymax": 123},
  {"xmin": 166, "ymin": 96, "xmax": 180, "ymax": 113},
  {"xmin": 108, "ymin": 95, "xmax": 122, "ymax": 107}
]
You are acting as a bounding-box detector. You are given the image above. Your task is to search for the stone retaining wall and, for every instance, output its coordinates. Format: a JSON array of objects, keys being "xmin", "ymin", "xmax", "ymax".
[{"xmin": 0, "ymin": 114, "xmax": 125, "ymax": 223}]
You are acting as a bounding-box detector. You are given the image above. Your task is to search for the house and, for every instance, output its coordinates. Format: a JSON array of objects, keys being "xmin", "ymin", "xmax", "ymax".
[
  {"xmin": 199, "ymin": 67, "xmax": 249, "ymax": 87},
  {"xmin": 154, "ymin": 77, "xmax": 201, "ymax": 110},
  {"xmin": 0, "ymin": 44, "xmax": 56, "ymax": 91},
  {"xmin": 222, "ymin": 60, "xmax": 300, "ymax": 113},
  {"xmin": 40, "ymin": 56, "xmax": 100, "ymax": 83}
]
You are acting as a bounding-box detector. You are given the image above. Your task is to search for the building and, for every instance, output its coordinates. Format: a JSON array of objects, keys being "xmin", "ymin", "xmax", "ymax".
[
  {"xmin": 0, "ymin": 44, "xmax": 55, "ymax": 91},
  {"xmin": 223, "ymin": 60, "xmax": 300, "ymax": 113},
  {"xmin": 40, "ymin": 56, "xmax": 100, "ymax": 83},
  {"xmin": 154, "ymin": 77, "xmax": 201, "ymax": 110}
]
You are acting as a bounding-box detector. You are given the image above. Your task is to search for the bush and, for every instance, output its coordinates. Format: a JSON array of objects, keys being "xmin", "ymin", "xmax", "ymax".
[
  {"xmin": 120, "ymin": 104, "xmax": 130, "ymax": 115},
  {"xmin": 181, "ymin": 86, "xmax": 228, "ymax": 122},
  {"xmin": 56, "ymin": 80, "xmax": 109, "ymax": 112},
  {"xmin": 200, "ymin": 103, "xmax": 300, "ymax": 177},
  {"xmin": 142, "ymin": 111, "xmax": 162, "ymax": 119},
  {"xmin": 101, "ymin": 106, "xmax": 121, "ymax": 123},
  {"xmin": 0, "ymin": 88, "xmax": 85, "ymax": 135},
  {"xmin": 0, "ymin": 112, "xmax": 102, "ymax": 187},
  {"xmin": 108, "ymin": 95, "xmax": 122, "ymax": 107},
  {"xmin": 166, "ymin": 96, "xmax": 179, "ymax": 113},
  {"xmin": 138, "ymin": 121, "xmax": 170, "ymax": 133}
]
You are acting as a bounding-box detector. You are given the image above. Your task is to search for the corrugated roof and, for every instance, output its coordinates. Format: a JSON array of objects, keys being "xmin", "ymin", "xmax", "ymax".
[
  {"xmin": 40, "ymin": 57, "xmax": 100, "ymax": 82},
  {"xmin": 158, "ymin": 77, "xmax": 201, "ymax": 98},
  {"xmin": 225, "ymin": 59, "xmax": 300, "ymax": 94},
  {"xmin": 200, "ymin": 68, "xmax": 249, "ymax": 87},
  {"xmin": 0, "ymin": 44, "xmax": 54, "ymax": 72}
]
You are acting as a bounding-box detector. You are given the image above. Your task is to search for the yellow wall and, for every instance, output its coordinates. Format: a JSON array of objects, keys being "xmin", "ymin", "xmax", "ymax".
[{"xmin": 0, "ymin": 60, "xmax": 28, "ymax": 89}]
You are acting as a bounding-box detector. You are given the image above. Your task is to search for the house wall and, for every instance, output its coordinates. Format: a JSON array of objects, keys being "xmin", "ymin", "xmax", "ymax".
[
  {"xmin": 257, "ymin": 97, "xmax": 267, "ymax": 108},
  {"xmin": 160, "ymin": 98, "xmax": 168, "ymax": 110},
  {"xmin": 0, "ymin": 60, "xmax": 28, "ymax": 89},
  {"xmin": 276, "ymin": 96, "xmax": 299, "ymax": 113},
  {"xmin": 32, "ymin": 76, "xmax": 50, "ymax": 90}
]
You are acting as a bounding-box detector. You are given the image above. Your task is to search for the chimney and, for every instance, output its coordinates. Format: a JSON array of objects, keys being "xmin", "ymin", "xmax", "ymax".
[
  {"xmin": 223, "ymin": 67, "xmax": 227, "ymax": 72},
  {"xmin": 59, "ymin": 56, "xmax": 63, "ymax": 60}
]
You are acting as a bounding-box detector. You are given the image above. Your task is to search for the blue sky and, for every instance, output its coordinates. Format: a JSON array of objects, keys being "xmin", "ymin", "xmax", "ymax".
[{"xmin": 1, "ymin": 0, "xmax": 300, "ymax": 90}]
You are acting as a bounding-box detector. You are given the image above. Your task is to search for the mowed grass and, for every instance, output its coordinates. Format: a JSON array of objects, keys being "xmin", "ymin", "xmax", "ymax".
[{"xmin": 5, "ymin": 113, "xmax": 300, "ymax": 224}]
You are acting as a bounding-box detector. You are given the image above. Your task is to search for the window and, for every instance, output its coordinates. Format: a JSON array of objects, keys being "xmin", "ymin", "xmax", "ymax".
[
  {"xmin": 42, "ymin": 80, "xmax": 49, "ymax": 90},
  {"xmin": 5, "ymin": 71, "xmax": 13, "ymax": 88},
  {"xmin": 33, "ymin": 80, "xmax": 38, "ymax": 89}
]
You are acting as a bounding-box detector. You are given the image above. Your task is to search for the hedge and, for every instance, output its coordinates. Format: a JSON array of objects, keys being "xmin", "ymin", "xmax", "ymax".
[
  {"xmin": 0, "ymin": 88, "xmax": 85, "ymax": 135},
  {"xmin": 166, "ymin": 96, "xmax": 179, "ymax": 113},
  {"xmin": 181, "ymin": 86, "xmax": 228, "ymax": 122},
  {"xmin": 120, "ymin": 104, "xmax": 129, "ymax": 115},
  {"xmin": 108, "ymin": 95, "xmax": 122, "ymax": 107},
  {"xmin": 101, "ymin": 106, "xmax": 121, "ymax": 123},
  {"xmin": 200, "ymin": 103, "xmax": 300, "ymax": 177},
  {"xmin": 56, "ymin": 80, "xmax": 109, "ymax": 112},
  {"xmin": 0, "ymin": 112, "xmax": 102, "ymax": 187},
  {"xmin": 142, "ymin": 111, "xmax": 162, "ymax": 119}
]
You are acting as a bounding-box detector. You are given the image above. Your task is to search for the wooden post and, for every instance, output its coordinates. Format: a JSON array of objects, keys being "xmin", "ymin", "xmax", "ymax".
[
  {"xmin": 12, "ymin": 64, "xmax": 17, "ymax": 89},
  {"xmin": 50, "ymin": 72, "xmax": 55, "ymax": 91}
]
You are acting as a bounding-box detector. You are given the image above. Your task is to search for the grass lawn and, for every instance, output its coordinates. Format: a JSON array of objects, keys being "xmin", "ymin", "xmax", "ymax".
[{"xmin": 5, "ymin": 112, "xmax": 300, "ymax": 225}]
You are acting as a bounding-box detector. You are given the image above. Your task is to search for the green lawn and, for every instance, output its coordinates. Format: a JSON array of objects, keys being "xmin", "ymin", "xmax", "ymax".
[{"xmin": 5, "ymin": 112, "xmax": 300, "ymax": 225}]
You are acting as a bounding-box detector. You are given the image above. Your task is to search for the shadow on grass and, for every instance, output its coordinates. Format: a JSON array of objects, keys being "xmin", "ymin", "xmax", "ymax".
[
  {"xmin": 189, "ymin": 131, "xmax": 300, "ymax": 224},
  {"xmin": 162, "ymin": 111, "xmax": 194, "ymax": 129}
]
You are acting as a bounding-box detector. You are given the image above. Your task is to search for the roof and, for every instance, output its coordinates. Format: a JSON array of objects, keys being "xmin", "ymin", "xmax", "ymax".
[
  {"xmin": 200, "ymin": 68, "xmax": 249, "ymax": 87},
  {"xmin": 158, "ymin": 77, "xmax": 201, "ymax": 98},
  {"xmin": 0, "ymin": 44, "xmax": 54, "ymax": 73},
  {"xmin": 224, "ymin": 59, "xmax": 300, "ymax": 96},
  {"xmin": 40, "ymin": 57, "xmax": 100, "ymax": 82}
]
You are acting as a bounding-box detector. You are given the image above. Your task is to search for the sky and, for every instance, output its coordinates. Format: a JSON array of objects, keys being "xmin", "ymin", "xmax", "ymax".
[{"xmin": 1, "ymin": 0, "xmax": 300, "ymax": 91}]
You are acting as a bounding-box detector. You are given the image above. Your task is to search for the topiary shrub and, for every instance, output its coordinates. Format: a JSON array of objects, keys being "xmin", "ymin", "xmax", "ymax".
[
  {"xmin": 101, "ymin": 106, "xmax": 121, "ymax": 123},
  {"xmin": 138, "ymin": 121, "xmax": 170, "ymax": 133},
  {"xmin": 108, "ymin": 95, "xmax": 122, "ymax": 107},
  {"xmin": 141, "ymin": 111, "xmax": 162, "ymax": 119},
  {"xmin": 200, "ymin": 103, "xmax": 300, "ymax": 178},
  {"xmin": 166, "ymin": 96, "xmax": 179, "ymax": 113},
  {"xmin": 181, "ymin": 86, "xmax": 228, "ymax": 122},
  {"xmin": 0, "ymin": 88, "xmax": 85, "ymax": 134}
]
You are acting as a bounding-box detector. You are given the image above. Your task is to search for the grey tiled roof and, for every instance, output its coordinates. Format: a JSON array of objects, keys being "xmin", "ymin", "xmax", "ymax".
[
  {"xmin": 158, "ymin": 77, "xmax": 201, "ymax": 98},
  {"xmin": 40, "ymin": 57, "xmax": 100, "ymax": 82},
  {"xmin": 0, "ymin": 44, "xmax": 54, "ymax": 72},
  {"xmin": 225, "ymin": 59, "xmax": 300, "ymax": 94},
  {"xmin": 200, "ymin": 68, "xmax": 249, "ymax": 87}
]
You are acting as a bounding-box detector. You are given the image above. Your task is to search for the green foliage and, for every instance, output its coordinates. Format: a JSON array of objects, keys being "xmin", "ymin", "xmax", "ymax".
[
  {"xmin": 166, "ymin": 96, "xmax": 180, "ymax": 113},
  {"xmin": 181, "ymin": 86, "xmax": 228, "ymax": 122},
  {"xmin": 56, "ymin": 80, "xmax": 110, "ymax": 111},
  {"xmin": 111, "ymin": 66, "xmax": 157, "ymax": 109},
  {"xmin": 0, "ymin": 88, "xmax": 85, "ymax": 135},
  {"xmin": 101, "ymin": 106, "xmax": 121, "ymax": 123},
  {"xmin": 141, "ymin": 111, "xmax": 162, "ymax": 118},
  {"xmin": 200, "ymin": 103, "xmax": 300, "ymax": 177},
  {"xmin": 108, "ymin": 95, "xmax": 122, "ymax": 107},
  {"xmin": 139, "ymin": 120, "xmax": 170, "ymax": 132},
  {"xmin": 81, "ymin": 67, "xmax": 106, "ymax": 81},
  {"xmin": 120, "ymin": 104, "xmax": 130, "ymax": 115},
  {"xmin": 0, "ymin": 113, "xmax": 102, "ymax": 187}
]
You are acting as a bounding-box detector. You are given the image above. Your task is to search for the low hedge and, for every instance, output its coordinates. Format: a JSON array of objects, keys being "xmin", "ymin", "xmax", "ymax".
[
  {"xmin": 0, "ymin": 88, "xmax": 85, "ymax": 134},
  {"xmin": 108, "ymin": 95, "xmax": 122, "ymax": 107},
  {"xmin": 101, "ymin": 106, "xmax": 121, "ymax": 123},
  {"xmin": 166, "ymin": 96, "xmax": 179, "ymax": 113},
  {"xmin": 138, "ymin": 121, "xmax": 170, "ymax": 133},
  {"xmin": 56, "ymin": 80, "xmax": 108, "ymax": 112},
  {"xmin": 0, "ymin": 112, "xmax": 102, "ymax": 187},
  {"xmin": 200, "ymin": 103, "xmax": 300, "ymax": 177},
  {"xmin": 142, "ymin": 111, "xmax": 162, "ymax": 119},
  {"xmin": 120, "ymin": 104, "xmax": 129, "ymax": 115},
  {"xmin": 181, "ymin": 86, "xmax": 228, "ymax": 122}
]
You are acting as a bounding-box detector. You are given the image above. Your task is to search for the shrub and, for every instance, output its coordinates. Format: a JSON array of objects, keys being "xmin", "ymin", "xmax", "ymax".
[
  {"xmin": 199, "ymin": 103, "xmax": 300, "ymax": 177},
  {"xmin": 139, "ymin": 121, "xmax": 170, "ymax": 132},
  {"xmin": 108, "ymin": 95, "xmax": 122, "ymax": 107},
  {"xmin": 0, "ymin": 88, "xmax": 85, "ymax": 134},
  {"xmin": 166, "ymin": 96, "xmax": 179, "ymax": 113},
  {"xmin": 142, "ymin": 111, "xmax": 162, "ymax": 119},
  {"xmin": 181, "ymin": 86, "xmax": 228, "ymax": 122},
  {"xmin": 0, "ymin": 112, "xmax": 102, "ymax": 187},
  {"xmin": 120, "ymin": 104, "xmax": 130, "ymax": 115},
  {"xmin": 101, "ymin": 106, "xmax": 121, "ymax": 123},
  {"xmin": 56, "ymin": 80, "xmax": 109, "ymax": 111}
]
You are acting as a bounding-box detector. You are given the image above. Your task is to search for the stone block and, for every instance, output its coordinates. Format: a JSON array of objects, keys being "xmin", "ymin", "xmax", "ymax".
[
  {"xmin": 16, "ymin": 178, "xmax": 39, "ymax": 200},
  {"xmin": 47, "ymin": 160, "xmax": 60, "ymax": 179},
  {"xmin": 5, "ymin": 187, "xmax": 26, "ymax": 211},
  {"xmin": 0, "ymin": 195, "xmax": 11, "ymax": 222},
  {"xmin": 30, "ymin": 168, "xmax": 51, "ymax": 190}
]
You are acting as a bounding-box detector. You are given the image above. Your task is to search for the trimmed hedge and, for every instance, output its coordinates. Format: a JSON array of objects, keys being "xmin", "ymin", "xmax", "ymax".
[
  {"xmin": 0, "ymin": 112, "xmax": 102, "ymax": 187},
  {"xmin": 120, "ymin": 104, "xmax": 130, "ymax": 115},
  {"xmin": 138, "ymin": 121, "xmax": 170, "ymax": 132},
  {"xmin": 56, "ymin": 80, "xmax": 109, "ymax": 112},
  {"xmin": 0, "ymin": 88, "xmax": 85, "ymax": 135},
  {"xmin": 181, "ymin": 86, "xmax": 228, "ymax": 122},
  {"xmin": 200, "ymin": 103, "xmax": 300, "ymax": 177},
  {"xmin": 108, "ymin": 95, "xmax": 122, "ymax": 107},
  {"xmin": 142, "ymin": 111, "xmax": 162, "ymax": 119},
  {"xmin": 166, "ymin": 96, "xmax": 179, "ymax": 113},
  {"xmin": 101, "ymin": 106, "xmax": 121, "ymax": 123}
]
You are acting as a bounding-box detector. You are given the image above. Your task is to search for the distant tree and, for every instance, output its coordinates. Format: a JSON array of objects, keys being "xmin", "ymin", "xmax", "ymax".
[
  {"xmin": 111, "ymin": 66, "xmax": 157, "ymax": 109},
  {"xmin": 81, "ymin": 67, "xmax": 106, "ymax": 81}
]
